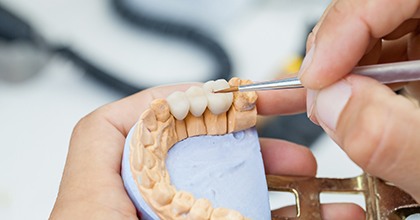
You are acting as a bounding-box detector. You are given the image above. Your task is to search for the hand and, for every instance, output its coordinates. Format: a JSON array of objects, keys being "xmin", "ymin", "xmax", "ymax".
[
  {"xmin": 50, "ymin": 84, "xmax": 329, "ymax": 219},
  {"xmin": 49, "ymin": 85, "xmax": 194, "ymax": 220},
  {"xmin": 298, "ymin": 0, "xmax": 420, "ymax": 202}
]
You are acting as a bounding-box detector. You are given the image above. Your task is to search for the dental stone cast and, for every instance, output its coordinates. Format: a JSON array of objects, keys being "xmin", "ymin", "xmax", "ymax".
[{"xmin": 121, "ymin": 77, "xmax": 267, "ymax": 219}]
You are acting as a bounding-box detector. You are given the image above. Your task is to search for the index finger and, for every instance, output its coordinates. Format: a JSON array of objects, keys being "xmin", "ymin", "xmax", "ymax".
[{"xmin": 256, "ymin": 88, "xmax": 307, "ymax": 116}]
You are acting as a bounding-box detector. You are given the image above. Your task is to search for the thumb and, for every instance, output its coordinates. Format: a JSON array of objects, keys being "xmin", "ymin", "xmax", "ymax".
[{"xmin": 308, "ymin": 75, "xmax": 420, "ymax": 202}]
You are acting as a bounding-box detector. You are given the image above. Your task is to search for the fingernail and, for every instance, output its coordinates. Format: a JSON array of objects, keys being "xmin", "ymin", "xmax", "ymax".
[
  {"xmin": 315, "ymin": 80, "xmax": 352, "ymax": 131},
  {"xmin": 306, "ymin": 89, "xmax": 319, "ymax": 124},
  {"xmin": 298, "ymin": 45, "xmax": 315, "ymax": 79}
]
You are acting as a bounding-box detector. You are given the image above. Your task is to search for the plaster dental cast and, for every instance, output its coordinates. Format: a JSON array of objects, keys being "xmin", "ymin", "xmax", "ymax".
[
  {"xmin": 121, "ymin": 78, "xmax": 269, "ymax": 219},
  {"xmin": 48, "ymin": 78, "xmax": 329, "ymax": 220}
]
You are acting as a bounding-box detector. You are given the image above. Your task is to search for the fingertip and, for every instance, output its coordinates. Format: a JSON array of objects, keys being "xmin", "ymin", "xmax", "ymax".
[
  {"xmin": 272, "ymin": 203, "xmax": 365, "ymax": 220},
  {"xmin": 321, "ymin": 203, "xmax": 365, "ymax": 220},
  {"xmin": 256, "ymin": 88, "xmax": 306, "ymax": 115},
  {"xmin": 306, "ymin": 89, "xmax": 320, "ymax": 125},
  {"xmin": 298, "ymin": 44, "xmax": 315, "ymax": 80},
  {"xmin": 260, "ymin": 138, "xmax": 317, "ymax": 177},
  {"xmin": 306, "ymin": 31, "xmax": 316, "ymax": 52}
]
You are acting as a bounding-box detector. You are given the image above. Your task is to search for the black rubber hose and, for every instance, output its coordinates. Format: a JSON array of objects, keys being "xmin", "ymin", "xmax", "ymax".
[
  {"xmin": 54, "ymin": 46, "xmax": 144, "ymax": 95},
  {"xmin": 110, "ymin": 0, "xmax": 232, "ymax": 82},
  {"xmin": 56, "ymin": 0, "xmax": 234, "ymax": 96},
  {"xmin": 0, "ymin": 4, "xmax": 33, "ymax": 42},
  {"xmin": 0, "ymin": 2, "xmax": 233, "ymax": 96}
]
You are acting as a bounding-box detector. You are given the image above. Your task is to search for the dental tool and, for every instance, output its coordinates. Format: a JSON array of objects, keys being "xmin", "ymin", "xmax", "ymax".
[{"xmin": 214, "ymin": 60, "xmax": 420, "ymax": 93}]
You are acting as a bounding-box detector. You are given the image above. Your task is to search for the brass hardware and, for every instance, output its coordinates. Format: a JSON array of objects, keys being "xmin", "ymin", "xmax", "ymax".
[{"xmin": 267, "ymin": 173, "xmax": 420, "ymax": 220}]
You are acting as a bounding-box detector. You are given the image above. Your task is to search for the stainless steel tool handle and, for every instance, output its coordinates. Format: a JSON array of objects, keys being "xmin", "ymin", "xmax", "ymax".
[
  {"xmin": 239, "ymin": 60, "xmax": 420, "ymax": 92},
  {"xmin": 353, "ymin": 60, "xmax": 420, "ymax": 84}
]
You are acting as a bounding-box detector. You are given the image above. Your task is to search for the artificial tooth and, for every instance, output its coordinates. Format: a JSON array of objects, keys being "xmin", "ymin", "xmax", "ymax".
[
  {"xmin": 203, "ymin": 80, "xmax": 233, "ymax": 115},
  {"xmin": 213, "ymin": 79, "xmax": 232, "ymax": 95},
  {"xmin": 202, "ymin": 80, "xmax": 214, "ymax": 93},
  {"xmin": 166, "ymin": 91, "xmax": 190, "ymax": 120},
  {"xmin": 206, "ymin": 95, "xmax": 230, "ymax": 115},
  {"xmin": 185, "ymin": 86, "xmax": 208, "ymax": 117}
]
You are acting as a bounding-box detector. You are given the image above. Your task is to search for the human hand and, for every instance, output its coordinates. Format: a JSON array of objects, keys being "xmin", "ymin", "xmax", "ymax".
[
  {"xmin": 49, "ymin": 84, "xmax": 329, "ymax": 219},
  {"xmin": 49, "ymin": 85, "xmax": 194, "ymax": 220},
  {"xmin": 298, "ymin": 0, "xmax": 420, "ymax": 202}
]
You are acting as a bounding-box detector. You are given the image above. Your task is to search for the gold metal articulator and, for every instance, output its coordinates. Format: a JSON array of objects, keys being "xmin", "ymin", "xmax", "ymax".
[{"xmin": 267, "ymin": 173, "xmax": 420, "ymax": 220}]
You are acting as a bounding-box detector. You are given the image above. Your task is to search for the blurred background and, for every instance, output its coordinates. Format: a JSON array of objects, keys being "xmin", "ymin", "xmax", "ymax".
[{"xmin": 0, "ymin": 0, "xmax": 364, "ymax": 219}]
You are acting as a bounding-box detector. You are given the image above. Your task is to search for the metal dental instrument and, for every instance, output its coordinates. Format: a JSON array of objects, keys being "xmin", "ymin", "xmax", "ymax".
[{"xmin": 215, "ymin": 60, "xmax": 420, "ymax": 93}]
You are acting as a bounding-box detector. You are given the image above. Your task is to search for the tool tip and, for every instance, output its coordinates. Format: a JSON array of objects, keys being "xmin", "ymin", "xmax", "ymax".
[{"xmin": 213, "ymin": 86, "xmax": 238, "ymax": 93}]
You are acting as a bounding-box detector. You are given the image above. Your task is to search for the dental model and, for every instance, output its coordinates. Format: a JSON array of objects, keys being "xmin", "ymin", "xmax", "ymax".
[{"xmin": 121, "ymin": 78, "xmax": 270, "ymax": 219}]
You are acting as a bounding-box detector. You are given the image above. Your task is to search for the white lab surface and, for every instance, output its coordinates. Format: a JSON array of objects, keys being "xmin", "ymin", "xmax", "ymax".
[{"xmin": 0, "ymin": 0, "xmax": 368, "ymax": 219}]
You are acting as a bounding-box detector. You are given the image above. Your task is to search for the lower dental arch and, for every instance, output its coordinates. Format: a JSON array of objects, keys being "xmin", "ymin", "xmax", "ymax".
[{"xmin": 129, "ymin": 77, "xmax": 258, "ymax": 219}]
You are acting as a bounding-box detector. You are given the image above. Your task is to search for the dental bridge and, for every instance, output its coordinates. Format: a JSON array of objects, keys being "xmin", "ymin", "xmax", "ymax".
[{"xmin": 125, "ymin": 77, "xmax": 420, "ymax": 220}]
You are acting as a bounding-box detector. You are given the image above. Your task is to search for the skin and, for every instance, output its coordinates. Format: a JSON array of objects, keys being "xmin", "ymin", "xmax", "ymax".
[{"xmin": 298, "ymin": 0, "xmax": 420, "ymax": 203}]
